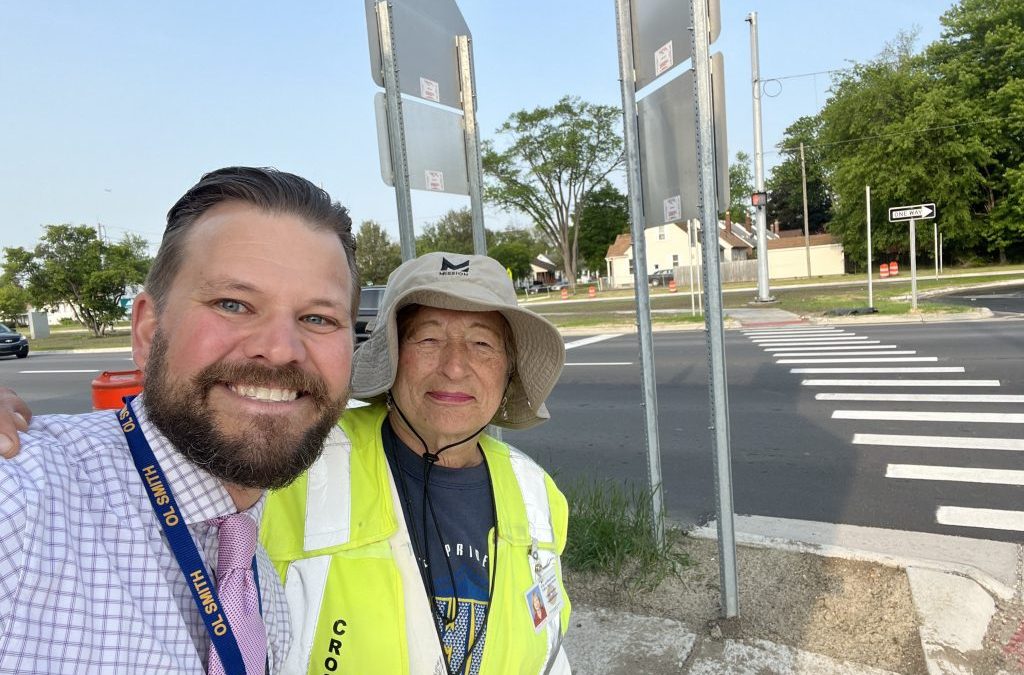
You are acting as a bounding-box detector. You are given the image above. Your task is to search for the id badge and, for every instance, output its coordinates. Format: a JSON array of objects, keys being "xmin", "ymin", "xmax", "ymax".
[{"xmin": 525, "ymin": 584, "xmax": 549, "ymax": 632}]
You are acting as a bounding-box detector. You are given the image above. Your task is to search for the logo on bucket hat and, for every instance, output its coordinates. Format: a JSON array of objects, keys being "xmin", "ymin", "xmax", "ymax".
[{"xmin": 439, "ymin": 257, "xmax": 470, "ymax": 276}]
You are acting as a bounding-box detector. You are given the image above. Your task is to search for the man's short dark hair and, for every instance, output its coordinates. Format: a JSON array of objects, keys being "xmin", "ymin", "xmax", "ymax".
[{"xmin": 146, "ymin": 166, "xmax": 359, "ymax": 318}]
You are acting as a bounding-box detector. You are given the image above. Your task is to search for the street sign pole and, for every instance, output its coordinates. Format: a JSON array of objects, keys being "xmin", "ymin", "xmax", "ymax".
[
  {"xmin": 910, "ymin": 218, "xmax": 918, "ymax": 310},
  {"xmin": 615, "ymin": 0, "xmax": 665, "ymax": 548},
  {"xmin": 691, "ymin": 0, "xmax": 738, "ymax": 619},
  {"xmin": 456, "ymin": 35, "xmax": 488, "ymax": 257},
  {"xmin": 866, "ymin": 185, "xmax": 873, "ymax": 309},
  {"xmin": 933, "ymin": 222, "xmax": 938, "ymax": 280},
  {"xmin": 375, "ymin": 0, "xmax": 416, "ymax": 261}
]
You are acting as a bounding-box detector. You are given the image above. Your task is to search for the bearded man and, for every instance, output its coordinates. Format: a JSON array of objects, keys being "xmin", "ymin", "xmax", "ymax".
[{"xmin": 0, "ymin": 166, "xmax": 357, "ymax": 674}]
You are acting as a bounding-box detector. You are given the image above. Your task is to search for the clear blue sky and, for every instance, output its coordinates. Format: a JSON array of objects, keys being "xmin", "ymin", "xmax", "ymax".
[{"xmin": 0, "ymin": 1, "xmax": 946, "ymax": 256}]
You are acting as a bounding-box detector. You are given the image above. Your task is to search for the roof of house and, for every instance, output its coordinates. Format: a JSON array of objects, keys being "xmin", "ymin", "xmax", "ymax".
[
  {"xmin": 766, "ymin": 233, "xmax": 838, "ymax": 250},
  {"xmin": 530, "ymin": 256, "xmax": 557, "ymax": 272},
  {"xmin": 605, "ymin": 233, "xmax": 632, "ymax": 258}
]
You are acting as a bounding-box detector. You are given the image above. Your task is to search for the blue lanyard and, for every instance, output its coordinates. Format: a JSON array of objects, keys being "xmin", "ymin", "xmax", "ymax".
[{"xmin": 119, "ymin": 397, "xmax": 255, "ymax": 675}]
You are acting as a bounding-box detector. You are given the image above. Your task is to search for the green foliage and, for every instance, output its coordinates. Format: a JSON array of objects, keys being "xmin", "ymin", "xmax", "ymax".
[
  {"xmin": 354, "ymin": 220, "xmax": 401, "ymax": 285},
  {"xmin": 723, "ymin": 151, "xmax": 754, "ymax": 224},
  {"xmin": 0, "ymin": 284, "xmax": 29, "ymax": 325},
  {"xmin": 488, "ymin": 241, "xmax": 533, "ymax": 281},
  {"xmin": 767, "ymin": 116, "xmax": 832, "ymax": 234},
  {"xmin": 815, "ymin": 3, "xmax": 1024, "ymax": 268},
  {"xmin": 483, "ymin": 96, "xmax": 624, "ymax": 285},
  {"xmin": 575, "ymin": 182, "xmax": 629, "ymax": 275},
  {"xmin": 2, "ymin": 225, "xmax": 149, "ymax": 336},
  {"xmin": 562, "ymin": 479, "xmax": 689, "ymax": 591},
  {"xmin": 416, "ymin": 208, "xmax": 493, "ymax": 256}
]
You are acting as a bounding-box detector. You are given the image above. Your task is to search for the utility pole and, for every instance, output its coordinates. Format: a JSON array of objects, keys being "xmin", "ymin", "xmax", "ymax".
[
  {"xmin": 746, "ymin": 12, "xmax": 771, "ymax": 302},
  {"xmin": 800, "ymin": 142, "xmax": 811, "ymax": 278}
]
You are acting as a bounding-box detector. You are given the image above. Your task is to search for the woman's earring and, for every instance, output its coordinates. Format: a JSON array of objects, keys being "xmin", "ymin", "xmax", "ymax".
[{"xmin": 500, "ymin": 393, "xmax": 509, "ymax": 420}]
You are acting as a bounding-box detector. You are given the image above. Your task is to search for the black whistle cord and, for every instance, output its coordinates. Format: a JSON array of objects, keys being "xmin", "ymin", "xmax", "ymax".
[{"xmin": 387, "ymin": 393, "xmax": 496, "ymax": 675}]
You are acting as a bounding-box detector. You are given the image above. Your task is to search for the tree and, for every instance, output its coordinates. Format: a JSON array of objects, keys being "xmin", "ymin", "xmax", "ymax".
[
  {"xmin": 416, "ymin": 208, "xmax": 493, "ymax": 255},
  {"xmin": 574, "ymin": 182, "xmax": 629, "ymax": 275},
  {"xmin": 489, "ymin": 226, "xmax": 544, "ymax": 281},
  {"xmin": 766, "ymin": 116, "xmax": 833, "ymax": 234},
  {"xmin": 488, "ymin": 241, "xmax": 533, "ymax": 281},
  {"xmin": 0, "ymin": 284, "xmax": 29, "ymax": 326},
  {"xmin": 483, "ymin": 96, "xmax": 624, "ymax": 286},
  {"xmin": 355, "ymin": 220, "xmax": 401, "ymax": 285},
  {"xmin": 925, "ymin": 0, "xmax": 1024, "ymax": 262},
  {"xmin": 2, "ymin": 225, "xmax": 149, "ymax": 336},
  {"xmin": 722, "ymin": 151, "xmax": 754, "ymax": 224}
]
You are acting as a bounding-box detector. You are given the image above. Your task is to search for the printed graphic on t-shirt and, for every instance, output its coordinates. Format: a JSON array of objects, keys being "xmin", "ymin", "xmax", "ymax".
[{"xmin": 432, "ymin": 538, "xmax": 489, "ymax": 675}]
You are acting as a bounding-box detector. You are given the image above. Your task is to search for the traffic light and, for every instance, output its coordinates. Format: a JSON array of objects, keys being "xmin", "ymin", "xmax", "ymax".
[{"xmin": 751, "ymin": 191, "xmax": 767, "ymax": 207}]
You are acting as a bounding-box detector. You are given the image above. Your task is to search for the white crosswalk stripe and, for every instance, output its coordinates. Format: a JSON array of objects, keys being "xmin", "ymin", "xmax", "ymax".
[
  {"xmin": 936, "ymin": 507, "xmax": 1024, "ymax": 532},
  {"xmin": 747, "ymin": 325, "xmax": 1023, "ymax": 534}
]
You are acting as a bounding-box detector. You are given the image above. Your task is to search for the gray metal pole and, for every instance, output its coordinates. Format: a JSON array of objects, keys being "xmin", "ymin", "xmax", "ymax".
[
  {"xmin": 457, "ymin": 35, "xmax": 488, "ymax": 257},
  {"xmin": 910, "ymin": 218, "xmax": 918, "ymax": 310},
  {"xmin": 866, "ymin": 185, "xmax": 873, "ymax": 309},
  {"xmin": 746, "ymin": 12, "xmax": 771, "ymax": 302},
  {"xmin": 614, "ymin": 0, "xmax": 665, "ymax": 548},
  {"xmin": 800, "ymin": 142, "xmax": 811, "ymax": 278},
  {"xmin": 690, "ymin": 0, "xmax": 738, "ymax": 619},
  {"xmin": 939, "ymin": 233, "xmax": 943, "ymax": 274},
  {"xmin": 933, "ymin": 221, "xmax": 938, "ymax": 280},
  {"xmin": 376, "ymin": 0, "xmax": 416, "ymax": 261}
]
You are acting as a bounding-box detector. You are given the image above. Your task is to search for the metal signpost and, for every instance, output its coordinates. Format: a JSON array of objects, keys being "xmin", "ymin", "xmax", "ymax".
[
  {"xmin": 866, "ymin": 185, "xmax": 873, "ymax": 309},
  {"xmin": 366, "ymin": 0, "xmax": 487, "ymax": 259},
  {"xmin": 888, "ymin": 203, "xmax": 936, "ymax": 311},
  {"xmin": 615, "ymin": 0, "xmax": 665, "ymax": 548},
  {"xmin": 690, "ymin": 0, "xmax": 738, "ymax": 619}
]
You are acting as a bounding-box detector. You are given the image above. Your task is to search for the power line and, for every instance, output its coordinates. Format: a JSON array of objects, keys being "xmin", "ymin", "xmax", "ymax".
[{"xmin": 770, "ymin": 112, "xmax": 1024, "ymax": 156}]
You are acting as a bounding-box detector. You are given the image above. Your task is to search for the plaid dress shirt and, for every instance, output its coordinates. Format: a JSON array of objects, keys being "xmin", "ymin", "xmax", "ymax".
[{"xmin": 0, "ymin": 396, "xmax": 291, "ymax": 674}]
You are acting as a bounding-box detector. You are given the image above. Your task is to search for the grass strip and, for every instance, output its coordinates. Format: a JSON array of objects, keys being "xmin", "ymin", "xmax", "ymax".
[{"xmin": 562, "ymin": 478, "xmax": 690, "ymax": 592}]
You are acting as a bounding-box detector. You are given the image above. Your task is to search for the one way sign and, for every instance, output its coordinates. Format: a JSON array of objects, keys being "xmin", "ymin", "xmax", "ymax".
[{"xmin": 889, "ymin": 203, "xmax": 936, "ymax": 222}]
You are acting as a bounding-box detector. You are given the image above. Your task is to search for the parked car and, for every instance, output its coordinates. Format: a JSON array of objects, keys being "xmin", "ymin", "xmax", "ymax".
[
  {"xmin": 648, "ymin": 269, "xmax": 675, "ymax": 286},
  {"xmin": 0, "ymin": 323, "xmax": 29, "ymax": 359},
  {"xmin": 355, "ymin": 285, "xmax": 386, "ymax": 343}
]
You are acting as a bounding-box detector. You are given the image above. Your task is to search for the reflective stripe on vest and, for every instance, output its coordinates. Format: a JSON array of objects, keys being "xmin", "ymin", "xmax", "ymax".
[
  {"xmin": 507, "ymin": 445, "xmax": 563, "ymax": 671},
  {"xmin": 302, "ymin": 427, "xmax": 351, "ymax": 550}
]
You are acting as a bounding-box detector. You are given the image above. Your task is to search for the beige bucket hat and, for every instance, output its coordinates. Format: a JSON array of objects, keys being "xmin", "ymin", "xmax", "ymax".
[{"xmin": 350, "ymin": 252, "xmax": 565, "ymax": 430}]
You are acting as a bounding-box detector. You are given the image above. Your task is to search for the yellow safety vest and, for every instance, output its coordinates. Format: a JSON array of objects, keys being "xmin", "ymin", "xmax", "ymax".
[{"xmin": 261, "ymin": 403, "xmax": 572, "ymax": 674}]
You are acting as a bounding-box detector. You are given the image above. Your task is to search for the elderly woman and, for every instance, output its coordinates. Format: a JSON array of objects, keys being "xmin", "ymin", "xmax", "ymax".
[
  {"xmin": 0, "ymin": 252, "xmax": 572, "ymax": 675},
  {"xmin": 265, "ymin": 252, "xmax": 571, "ymax": 674}
]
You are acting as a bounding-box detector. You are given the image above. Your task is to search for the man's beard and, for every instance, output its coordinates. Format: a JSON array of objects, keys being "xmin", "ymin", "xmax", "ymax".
[{"xmin": 142, "ymin": 329, "xmax": 348, "ymax": 490}]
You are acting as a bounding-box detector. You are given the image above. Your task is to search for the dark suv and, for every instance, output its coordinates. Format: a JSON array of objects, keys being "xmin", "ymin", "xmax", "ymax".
[
  {"xmin": 356, "ymin": 285, "xmax": 386, "ymax": 343},
  {"xmin": 648, "ymin": 269, "xmax": 675, "ymax": 286},
  {"xmin": 0, "ymin": 323, "xmax": 28, "ymax": 359}
]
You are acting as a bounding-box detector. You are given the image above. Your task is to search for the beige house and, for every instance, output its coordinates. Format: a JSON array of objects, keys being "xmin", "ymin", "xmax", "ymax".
[
  {"xmin": 604, "ymin": 222, "xmax": 844, "ymax": 288},
  {"xmin": 766, "ymin": 233, "xmax": 845, "ymax": 278}
]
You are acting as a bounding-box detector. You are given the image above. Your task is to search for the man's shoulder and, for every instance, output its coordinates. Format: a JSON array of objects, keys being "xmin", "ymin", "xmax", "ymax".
[{"xmin": 3, "ymin": 410, "xmax": 127, "ymax": 503}]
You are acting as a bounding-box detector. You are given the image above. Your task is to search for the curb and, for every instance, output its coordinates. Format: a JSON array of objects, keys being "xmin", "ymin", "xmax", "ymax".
[{"xmin": 691, "ymin": 516, "xmax": 1022, "ymax": 674}]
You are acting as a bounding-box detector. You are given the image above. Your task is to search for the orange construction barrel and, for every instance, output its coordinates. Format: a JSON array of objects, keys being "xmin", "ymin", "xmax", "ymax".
[
  {"xmin": 879, "ymin": 263, "xmax": 889, "ymax": 278},
  {"xmin": 668, "ymin": 279, "xmax": 678, "ymax": 293},
  {"xmin": 92, "ymin": 369, "xmax": 143, "ymax": 410},
  {"xmin": 560, "ymin": 287, "xmax": 569, "ymax": 300},
  {"xmin": 889, "ymin": 261, "xmax": 899, "ymax": 276},
  {"xmin": 588, "ymin": 286, "xmax": 596, "ymax": 298}
]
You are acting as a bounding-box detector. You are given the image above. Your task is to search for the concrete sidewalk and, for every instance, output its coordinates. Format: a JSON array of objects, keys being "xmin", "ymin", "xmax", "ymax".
[{"xmin": 563, "ymin": 516, "xmax": 1023, "ymax": 674}]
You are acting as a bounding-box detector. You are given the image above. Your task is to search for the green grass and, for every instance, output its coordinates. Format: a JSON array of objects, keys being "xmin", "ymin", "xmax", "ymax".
[
  {"xmin": 28, "ymin": 331, "xmax": 132, "ymax": 351},
  {"xmin": 562, "ymin": 479, "xmax": 690, "ymax": 591}
]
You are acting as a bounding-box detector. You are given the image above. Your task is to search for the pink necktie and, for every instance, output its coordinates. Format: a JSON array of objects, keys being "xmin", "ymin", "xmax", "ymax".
[{"xmin": 208, "ymin": 513, "xmax": 268, "ymax": 675}]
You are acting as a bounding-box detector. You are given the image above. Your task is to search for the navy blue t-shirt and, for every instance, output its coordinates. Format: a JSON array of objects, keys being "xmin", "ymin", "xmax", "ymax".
[{"xmin": 382, "ymin": 419, "xmax": 495, "ymax": 675}]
